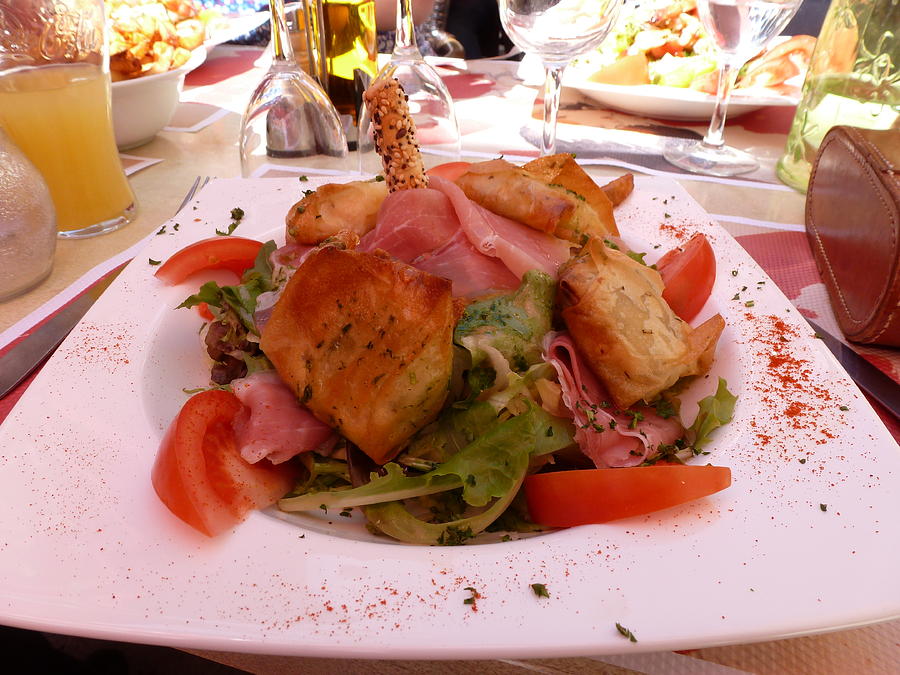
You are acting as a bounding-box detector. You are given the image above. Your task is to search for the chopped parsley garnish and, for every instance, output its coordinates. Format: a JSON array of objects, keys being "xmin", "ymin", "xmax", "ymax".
[
  {"xmin": 437, "ymin": 525, "xmax": 475, "ymax": 546},
  {"xmin": 298, "ymin": 175, "xmax": 309, "ymax": 182},
  {"xmin": 156, "ymin": 225, "xmax": 166, "ymax": 235},
  {"xmin": 530, "ymin": 583, "xmax": 550, "ymax": 598},
  {"xmin": 624, "ymin": 410, "xmax": 645, "ymax": 429},
  {"xmin": 216, "ymin": 207, "xmax": 245, "ymax": 236},
  {"xmin": 615, "ymin": 622, "xmax": 638, "ymax": 642},
  {"xmin": 839, "ymin": 405, "xmax": 849, "ymax": 411},
  {"xmin": 820, "ymin": 503, "xmax": 828, "ymax": 512},
  {"xmin": 148, "ymin": 258, "xmax": 161, "ymax": 266},
  {"xmin": 744, "ymin": 300, "xmax": 755, "ymax": 308},
  {"xmin": 731, "ymin": 269, "xmax": 738, "ymax": 276},
  {"xmin": 653, "ymin": 398, "xmax": 677, "ymax": 419},
  {"xmin": 463, "ymin": 586, "xmax": 480, "ymax": 605}
]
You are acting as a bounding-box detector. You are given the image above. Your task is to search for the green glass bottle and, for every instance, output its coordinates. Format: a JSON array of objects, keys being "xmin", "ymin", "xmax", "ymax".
[{"xmin": 776, "ymin": 0, "xmax": 899, "ymax": 192}]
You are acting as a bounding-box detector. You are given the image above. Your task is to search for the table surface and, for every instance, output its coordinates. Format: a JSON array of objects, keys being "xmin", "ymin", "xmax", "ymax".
[{"xmin": 1, "ymin": 44, "xmax": 898, "ymax": 674}]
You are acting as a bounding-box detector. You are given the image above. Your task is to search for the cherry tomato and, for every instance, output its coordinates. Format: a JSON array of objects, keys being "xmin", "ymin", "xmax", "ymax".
[
  {"xmin": 195, "ymin": 302, "xmax": 214, "ymax": 321},
  {"xmin": 426, "ymin": 162, "xmax": 472, "ymax": 182},
  {"xmin": 656, "ymin": 233, "xmax": 716, "ymax": 322},
  {"xmin": 524, "ymin": 464, "xmax": 731, "ymax": 527},
  {"xmin": 151, "ymin": 390, "xmax": 296, "ymax": 537},
  {"xmin": 154, "ymin": 237, "xmax": 264, "ymax": 285}
]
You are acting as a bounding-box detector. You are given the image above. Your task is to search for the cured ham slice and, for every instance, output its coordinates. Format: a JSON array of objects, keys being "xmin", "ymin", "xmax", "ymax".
[
  {"xmin": 429, "ymin": 175, "xmax": 572, "ymax": 278},
  {"xmin": 361, "ymin": 188, "xmax": 459, "ymax": 259},
  {"xmin": 544, "ymin": 332, "xmax": 684, "ymax": 468},
  {"xmin": 363, "ymin": 187, "xmax": 520, "ymax": 296},
  {"xmin": 231, "ymin": 371, "xmax": 335, "ymax": 465},
  {"xmin": 413, "ymin": 230, "xmax": 519, "ymax": 297}
]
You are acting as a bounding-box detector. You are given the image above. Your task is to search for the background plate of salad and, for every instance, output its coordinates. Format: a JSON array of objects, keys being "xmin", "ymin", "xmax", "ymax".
[
  {"xmin": 562, "ymin": 78, "xmax": 797, "ymax": 121},
  {"xmin": 0, "ymin": 174, "xmax": 897, "ymax": 659}
]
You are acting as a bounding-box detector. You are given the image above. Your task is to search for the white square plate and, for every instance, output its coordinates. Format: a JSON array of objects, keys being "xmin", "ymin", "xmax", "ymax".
[{"xmin": 1, "ymin": 176, "xmax": 898, "ymax": 659}]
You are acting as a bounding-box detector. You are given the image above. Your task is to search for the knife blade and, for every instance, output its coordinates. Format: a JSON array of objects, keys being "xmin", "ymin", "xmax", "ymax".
[
  {"xmin": 0, "ymin": 264, "xmax": 125, "ymax": 399},
  {"xmin": 806, "ymin": 319, "xmax": 900, "ymax": 418}
]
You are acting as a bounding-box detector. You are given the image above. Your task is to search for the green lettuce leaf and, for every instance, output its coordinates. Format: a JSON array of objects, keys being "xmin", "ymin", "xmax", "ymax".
[
  {"xmin": 455, "ymin": 270, "xmax": 555, "ymax": 373},
  {"xmin": 278, "ymin": 405, "xmax": 572, "ymax": 513},
  {"xmin": 689, "ymin": 377, "xmax": 737, "ymax": 450},
  {"xmin": 177, "ymin": 240, "xmax": 277, "ymax": 334}
]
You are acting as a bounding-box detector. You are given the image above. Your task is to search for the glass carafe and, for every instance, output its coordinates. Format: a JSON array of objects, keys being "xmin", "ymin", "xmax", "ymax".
[
  {"xmin": 0, "ymin": 127, "xmax": 57, "ymax": 301},
  {"xmin": 776, "ymin": 0, "xmax": 899, "ymax": 192}
]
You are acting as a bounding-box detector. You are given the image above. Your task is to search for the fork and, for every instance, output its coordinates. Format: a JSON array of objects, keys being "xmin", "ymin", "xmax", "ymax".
[{"xmin": 174, "ymin": 176, "xmax": 211, "ymax": 216}]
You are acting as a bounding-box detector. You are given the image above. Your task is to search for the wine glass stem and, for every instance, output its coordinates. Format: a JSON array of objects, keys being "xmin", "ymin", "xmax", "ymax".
[
  {"xmin": 541, "ymin": 62, "xmax": 565, "ymax": 156},
  {"xmin": 394, "ymin": 0, "xmax": 420, "ymax": 58},
  {"xmin": 703, "ymin": 60, "xmax": 740, "ymax": 148},
  {"xmin": 268, "ymin": 0, "xmax": 293, "ymax": 63}
]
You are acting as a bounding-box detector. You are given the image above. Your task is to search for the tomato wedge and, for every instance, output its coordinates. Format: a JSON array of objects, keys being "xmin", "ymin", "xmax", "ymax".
[
  {"xmin": 426, "ymin": 161, "xmax": 472, "ymax": 182},
  {"xmin": 151, "ymin": 389, "xmax": 296, "ymax": 536},
  {"xmin": 154, "ymin": 236, "xmax": 264, "ymax": 285},
  {"xmin": 524, "ymin": 465, "xmax": 731, "ymax": 527},
  {"xmin": 656, "ymin": 233, "xmax": 716, "ymax": 323}
]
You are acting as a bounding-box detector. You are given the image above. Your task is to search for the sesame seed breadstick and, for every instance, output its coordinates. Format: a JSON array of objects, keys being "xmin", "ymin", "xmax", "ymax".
[{"xmin": 363, "ymin": 78, "xmax": 428, "ymax": 192}]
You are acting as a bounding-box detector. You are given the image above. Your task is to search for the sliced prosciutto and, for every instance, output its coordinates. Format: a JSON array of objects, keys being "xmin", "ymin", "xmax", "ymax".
[
  {"xmin": 361, "ymin": 188, "xmax": 459, "ymax": 259},
  {"xmin": 362, "ymin": 187, "xmax": 519, "ymax": 296},
  {"xmin": 428, "ymin": 175, "xmax": 572, "ymax": 278},
  {"xmin": 413, "ymin": 230, "xmax": 519, "ymax": 297},
  {"xmin": 361, "ymin": 178, "xmax": 573, "ymax": 297},
  {"xmin": 231, "ymin": 371, "xmax": 335, "ymax": 465},
  {"xmin": 543, "ymin": 332, "xmax": 684, "ymax": 467}
]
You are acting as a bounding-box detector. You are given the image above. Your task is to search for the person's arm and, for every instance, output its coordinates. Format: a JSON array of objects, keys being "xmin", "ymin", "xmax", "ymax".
[{"xmin": 374, "ymin": 0, "xmax": 436, "ymax": 32}]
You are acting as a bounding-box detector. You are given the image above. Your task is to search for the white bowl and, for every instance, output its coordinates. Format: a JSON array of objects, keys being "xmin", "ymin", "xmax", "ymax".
[{"xmin": 111, "ymin": 47, "xmax": 207, "ymax": 150}]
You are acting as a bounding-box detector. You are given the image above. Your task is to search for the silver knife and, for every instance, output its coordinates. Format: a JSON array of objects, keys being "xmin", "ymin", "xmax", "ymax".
[
  {"xmin": 0, "ymin": 265, "xmax": 125, "ymax": 399},
  {"xmin": 806, "ymin": 319, "xmax": 900, "ymax": 418}
]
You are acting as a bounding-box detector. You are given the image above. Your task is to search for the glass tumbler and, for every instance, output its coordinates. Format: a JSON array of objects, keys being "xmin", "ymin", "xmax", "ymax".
[
  {"xmin": 776, "ymin": 0, "xmax": 899, "ymax": 192},
  {"xmin": 0, "ymin": 0, "xmax": 136, "ymax": 238}
]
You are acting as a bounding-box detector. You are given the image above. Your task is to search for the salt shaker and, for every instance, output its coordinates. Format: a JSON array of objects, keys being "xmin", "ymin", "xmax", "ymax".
[{"xmin": 0, "ymin": 126, "xmax": 57, "ymax": 301}]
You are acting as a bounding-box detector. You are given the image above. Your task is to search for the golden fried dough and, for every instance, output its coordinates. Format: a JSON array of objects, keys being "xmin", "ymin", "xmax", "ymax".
[
  {"xmin": 455, "ymin": 158, "xmax": 616, "ymax": 244},
  {"xmin": 285, "ymin": 179, "xmax": 389, "ymax": 245},
  {"xmin": 524, "ymin": 153, "xmax": 620, "ymax": 236},
  {"xmin": 557, "ymin": 239, "xmax": 724, "ymax": 407},
  {"xmin": 599, "ymin": 172, "xmax": 634, "ymax": 207},
  {"xmin": 260, "ymin": 246, "xmax": 457, "ymax": 464}
]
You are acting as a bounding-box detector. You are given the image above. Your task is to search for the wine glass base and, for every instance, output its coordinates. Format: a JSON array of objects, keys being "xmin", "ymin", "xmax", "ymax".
[{"xmin": 663, "ymin": 139, "xmax": 759, "ymax": 177}]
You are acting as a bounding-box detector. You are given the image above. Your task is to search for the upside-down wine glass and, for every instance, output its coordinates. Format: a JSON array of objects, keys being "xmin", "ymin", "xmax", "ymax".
[
  {"xmin": 662, "ymin": 0, "xmax": 803, "ymax": 176},
  {"xmin": 357, "ymin": 0, "xmax": 461, "ymax": 175},
  {"xmin": 239, "ymin": 0, "xmax": 348, "ymax": 178},
  {"xmin": 497, "ymin": 0, "xmax": 623, "ymax": 156}
]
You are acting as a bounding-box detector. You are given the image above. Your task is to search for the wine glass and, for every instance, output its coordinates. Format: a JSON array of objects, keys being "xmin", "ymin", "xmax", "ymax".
[
  {"xmin": 239, "ymin": 0, "xmax": 349, "ymax": 178},
  {"xmin": 357, "ymin": 0, "xmax": 461, "ymax": 175},
  {"xmin": 663, "ymin": 0, "xmax": 802, "ymax": 176},
  {"xmin": 497, "ymin": 0, "xmax": 623, "ymax": 156}
]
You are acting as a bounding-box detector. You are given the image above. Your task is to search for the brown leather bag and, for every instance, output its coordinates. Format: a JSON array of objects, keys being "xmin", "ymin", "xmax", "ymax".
[{"xmin": 805, "ymin": 126, "xmax": 900, "ymax": 347}]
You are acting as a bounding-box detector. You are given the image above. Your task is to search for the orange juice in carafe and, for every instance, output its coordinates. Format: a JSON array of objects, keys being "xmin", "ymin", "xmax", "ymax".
[{"xmin": 0, "ymin": 63, "xmax": 136, "ymax": 234}]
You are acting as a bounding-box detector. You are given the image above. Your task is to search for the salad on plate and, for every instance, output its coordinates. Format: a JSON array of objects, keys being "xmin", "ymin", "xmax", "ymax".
[
  {"xmin": 574, "ymin": 0, "xmax": 815, "ymax": 96},
  {"xmin": 151, "ymin": 79, "xmax": 736, "ymax": 545}
]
